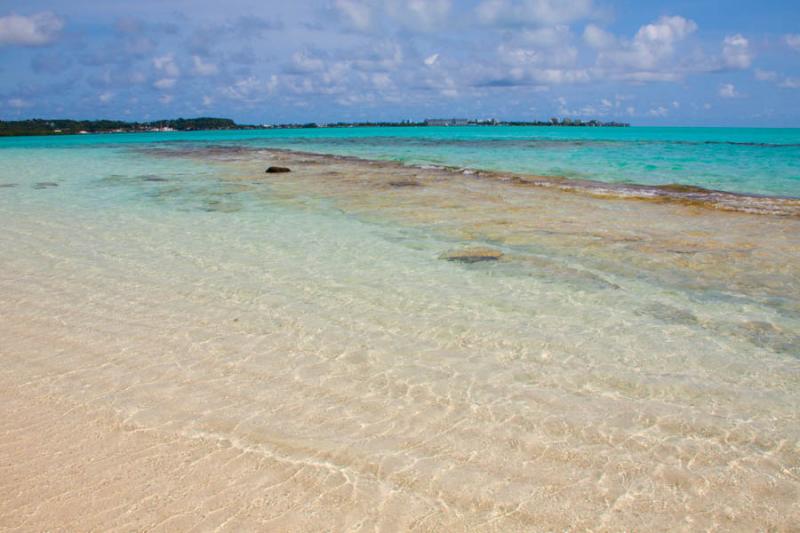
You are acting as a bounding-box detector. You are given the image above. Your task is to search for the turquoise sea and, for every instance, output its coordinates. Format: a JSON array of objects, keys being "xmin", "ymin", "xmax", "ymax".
[
  {"xmin": 2, "ymin": 126, "xmax": 800, "ymax": 197},
  {"xmin": 1, "ymin": 125, "xmax": 799, "ymax": 530}
]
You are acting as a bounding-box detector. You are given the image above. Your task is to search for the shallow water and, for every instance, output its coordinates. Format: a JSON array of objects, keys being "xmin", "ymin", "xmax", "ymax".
[
  {"xmin": 3, "ymin": 125, "xmax": 800, "ymax": 197},
  {"xmin": 0, "ymin": 136, "xmax": 798, "ymax": 531}
]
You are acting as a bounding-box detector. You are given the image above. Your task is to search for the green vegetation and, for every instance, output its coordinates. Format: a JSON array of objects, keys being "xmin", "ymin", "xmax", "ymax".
[{"xmin": 0, "ymin": 117, "xmax": 240, "ymax": 136}]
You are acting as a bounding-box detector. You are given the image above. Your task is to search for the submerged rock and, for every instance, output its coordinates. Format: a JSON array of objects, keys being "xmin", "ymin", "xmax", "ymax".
[
  {"xmin": 441, "ymin": 247, "xmax": 504, "ymax": 263},
  {"xmin": 388, "ymin": 180, "xmax": 422, "ymax": 188},
  {"xmin": 266, "ymin": 166, "xmax": 291, "ymax": 173},
  {"xmin": 637, "ymin": 303, "xmax": 698, "ymax": 325},
  {"xmin": 142, "ymin": 175, "xmax": 169, "ymax": 182},
  {"xmin": 0, "ymin": 183, "xmax": 17, "ymax": 188},
  {"xmin": 739, "ymin": 320, "xmax": 800, "ymax": 355},
  {"xmin": 33, "ymin": 182, "xmax": 59, "ymax": 189}
]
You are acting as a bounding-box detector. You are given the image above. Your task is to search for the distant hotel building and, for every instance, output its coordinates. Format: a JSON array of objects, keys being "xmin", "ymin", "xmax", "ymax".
[{"xmin": 424, "ymin": 118, "xmax": 470, "ymax": 126}]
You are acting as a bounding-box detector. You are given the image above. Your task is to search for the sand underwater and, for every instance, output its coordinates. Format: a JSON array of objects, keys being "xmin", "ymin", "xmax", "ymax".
[{"xmin": 1, "ymin": 133, "xmax": 799, "ymax": 531}]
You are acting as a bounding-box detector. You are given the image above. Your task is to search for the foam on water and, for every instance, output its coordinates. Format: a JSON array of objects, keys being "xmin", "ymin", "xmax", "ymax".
[{"xmin": 0, "ymin": 134, "xmax": 798, "ymax": 530}]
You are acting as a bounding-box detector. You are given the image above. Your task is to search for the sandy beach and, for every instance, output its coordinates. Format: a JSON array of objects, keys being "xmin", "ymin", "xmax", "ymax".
[{"xmin": 1, "ymin": 146, "xmax": 798, "ymax": 531}]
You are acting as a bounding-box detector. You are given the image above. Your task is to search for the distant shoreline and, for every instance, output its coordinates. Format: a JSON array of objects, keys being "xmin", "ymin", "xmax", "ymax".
[{"xmin": 0, "ymin": 117, "xmax": 629, "ymax": 137}]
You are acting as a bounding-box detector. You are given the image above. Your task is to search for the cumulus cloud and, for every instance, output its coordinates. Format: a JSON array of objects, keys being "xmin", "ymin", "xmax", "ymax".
[
  {"xmin": 780, "ymin": 78, "xmax": 800, "ymax": 89},
  {"xmin": 752, "ymin": 69, "xmax": 799, "ymax": 90},
  {"xmin": 0, "ymin": 12, "xmax": 63, "ymax": 46},
  {"xmin": 222, "ymin": 75, "xmax": 278, "ymax": 103},
  {"xmin": 424, "ymin": 53, "xmax": 439, "ymax": 66},
  {"xmin": 154, "ymin": 78, "xmax": 177, "ymax": 90},
  {"xmin": 333, "ymin": 0, "xmax": 451, "ymax": 33},
  {"xmin": 153, "ymin": 54, "xmax": 180, "ymax": 77},
  {"xmin": 719, "ymin": 83, "xmax": 739, "ymax": 98},
  {"xmin": 589, "ymin": 15, "xmax": 701, "ymax": 82},
  {"xmin": 476, "ymin": 0, "xmax": 595, "ymax": 26},
  {"xmin": 389, "ymin": 0, "xmax": 451, "ymax": 31},
  {"xmin": 287, "ymin": 50, "xmax": 326, "ymax": 73},
  {"xmin": 583, "ymin": 24, "xmax": 615, "ymax": 49},
  {"xmin": 520, "ymin": 25, "xmax": 573, "ymax": 48},
  {"xmin": 600, "ymin": 16, "xmax": 697, "ymax": 70},
  {"xmin": 755, "ymin": 69, "xmax": 777, "ymax": 81},
  {"xmin": 722, "ymin": 34, "xmax": 752, "ymax": 69},
  {"xmin": 334, "ymin": 0, "xmax": 373, "ymax": 31},
  {"xmin": 1, "ymin": 1, "xmax": 793, "ymax": 121},
  {"xmin": 192, "ymin": 55, "xmax": 218, "ymax": 76}
]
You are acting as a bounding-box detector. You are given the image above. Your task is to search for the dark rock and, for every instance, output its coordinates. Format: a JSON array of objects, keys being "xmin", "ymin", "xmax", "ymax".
[
  {"xmin": 388, "ymin": 180, "xmax": 422, "ymax": 188},
  {"xmin": 441, "ymin": 247, "xmax": 503, "ymax": 263},
  {"xmin": 0, "ymin": 183, "xmax": 17, "ymax": 188},
  {"xmin": 266, "ymin": 166, "xmax": 291, "ymax": 173},
  {"xmin": 33, "ymin": 182, "xmax": 59, "ymax": 189},
  {"xmin": 142, "ymin": 175, "xmax": 169, "ymax": 182}
]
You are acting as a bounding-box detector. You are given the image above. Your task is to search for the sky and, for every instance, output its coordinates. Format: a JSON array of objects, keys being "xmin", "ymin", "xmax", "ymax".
[{"xmin": 0, "ymin": 0, "xmax": 798, "ymax": 126}]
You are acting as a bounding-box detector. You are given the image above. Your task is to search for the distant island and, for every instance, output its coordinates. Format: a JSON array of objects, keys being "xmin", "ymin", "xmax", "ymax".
[
  {"xmin": 264, "ymin": 118, "xmax": 630, "ymax": 128},
  {"xmin": 0, "ymin": 117, "xmax": 245, "ymax": 137},
  {"xmin": 0, "ymin": 116, "xmax": 629, "ymax": 137}
]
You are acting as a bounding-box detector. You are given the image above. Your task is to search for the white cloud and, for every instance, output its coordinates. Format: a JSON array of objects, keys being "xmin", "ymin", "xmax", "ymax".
[
  {"xmin": 611, "ymin": 16, "xmax": 697, "ymax": 70},
  {"xmin": 752, "ymin": 69, "xmax": 799, "ymax": 89},
  {"xmin": 722, "ymin": 34, "xmax": 752, "ymax": 69},
  {"xmin": 520, "ymin": 25, "xmax": 571, "ymax": 47},
  {"xmin": 0, "ymin": 12, "xmax": 63, "ymax": 46},
  {"xmin": 289, "ymin": 51, "xmax": 325, "ymax": 73},
  {"xmin": 154, "ymin": 78, "xmax": 177, "ymax": 90},
  {"xmin": 583, "ymin": 24, "xmax": 615, "ymax": 49},
  {"xmin": 755, "ymin": 69, "xmax": 778, "ymax": 81},
  {"xmin": 8, "ymin": 98, "xmax": 30, "ymax": 108},
  {"xmin": 222, "ymin": 75, "xmax": 278, "ymax": 103},
  {"xmin": 532, "ymin": 68, "xmax": 589, "ymax": 84},
  {"xmin": 335, "ymin": 0, "xmax": 372, "ymax": 31},
  {"xmin": 780, "ymin": 78, "xmax": 800, "ymax": 89},
  {"xmin": 490, "ymin": 22, "xmax": 578, "ymax": 83},
  {"xmin": 476, "ymin": 0, "xmax": 595, "ymax": 26},
  {"xmin": 334, "ymin": 0, "xmax": 451, "ymax": 33},
  {"xmin": 784, "ymin": 34, "xmax": 800, "ymax": 51},
  {"xmin": 386, "ymin": 0, "xmax": 451, "ymax": 31},
  {"xmin": 153, "ymin": 54, "xmax": 180, "ymax": 78},
  {"xmin": 424, "ymin": 53, "xmax": 439, "ymax": 66},
  {"xmin": 351, "ymin": 41, "xmax": 403, "ymax": 71},
  {"xmin": 192, "ymin": 55, "xmax": 218, "ymax": 76},
  {"xmin": 99, "ymin": 92, "xmax": 113, "ymax": 103},
  {"xmin": 648, "ymin": 106, "xmax": 668, "ymax": 117},
  {"xmin": 719, "ymin": 83, "xmax": 739, "ymax": 98},
  {"xmin": 202, "ymin": 95, "xmax": 213, "ymax": 106},
  {"xmin": 591, "ymin": 15, "xmax": 698, "ymax": 83},
  {"xmin": 371, "ymin": 72, "xmax": 392, "ymax": 89}
]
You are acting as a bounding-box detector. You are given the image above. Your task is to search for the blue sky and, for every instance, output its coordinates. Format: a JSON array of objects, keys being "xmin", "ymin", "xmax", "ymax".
[{"xmin": 1, "ymin": 0, "xmax": 798, "ymax": 125}]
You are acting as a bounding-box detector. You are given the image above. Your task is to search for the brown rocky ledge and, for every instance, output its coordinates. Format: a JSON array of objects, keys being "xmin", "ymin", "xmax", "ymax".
[{"xmin": 441, "ymin": 247, "xmax": 504, "ymax": 263}]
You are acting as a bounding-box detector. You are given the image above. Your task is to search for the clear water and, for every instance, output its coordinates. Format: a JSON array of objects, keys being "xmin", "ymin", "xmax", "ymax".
[
  {"xmin": 3, "ymin": 126, "xmax": 799, "ymax": 197},
  {"xmin": 1, "ymin": 131, "xmax": 799, "ymax": 530}
]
